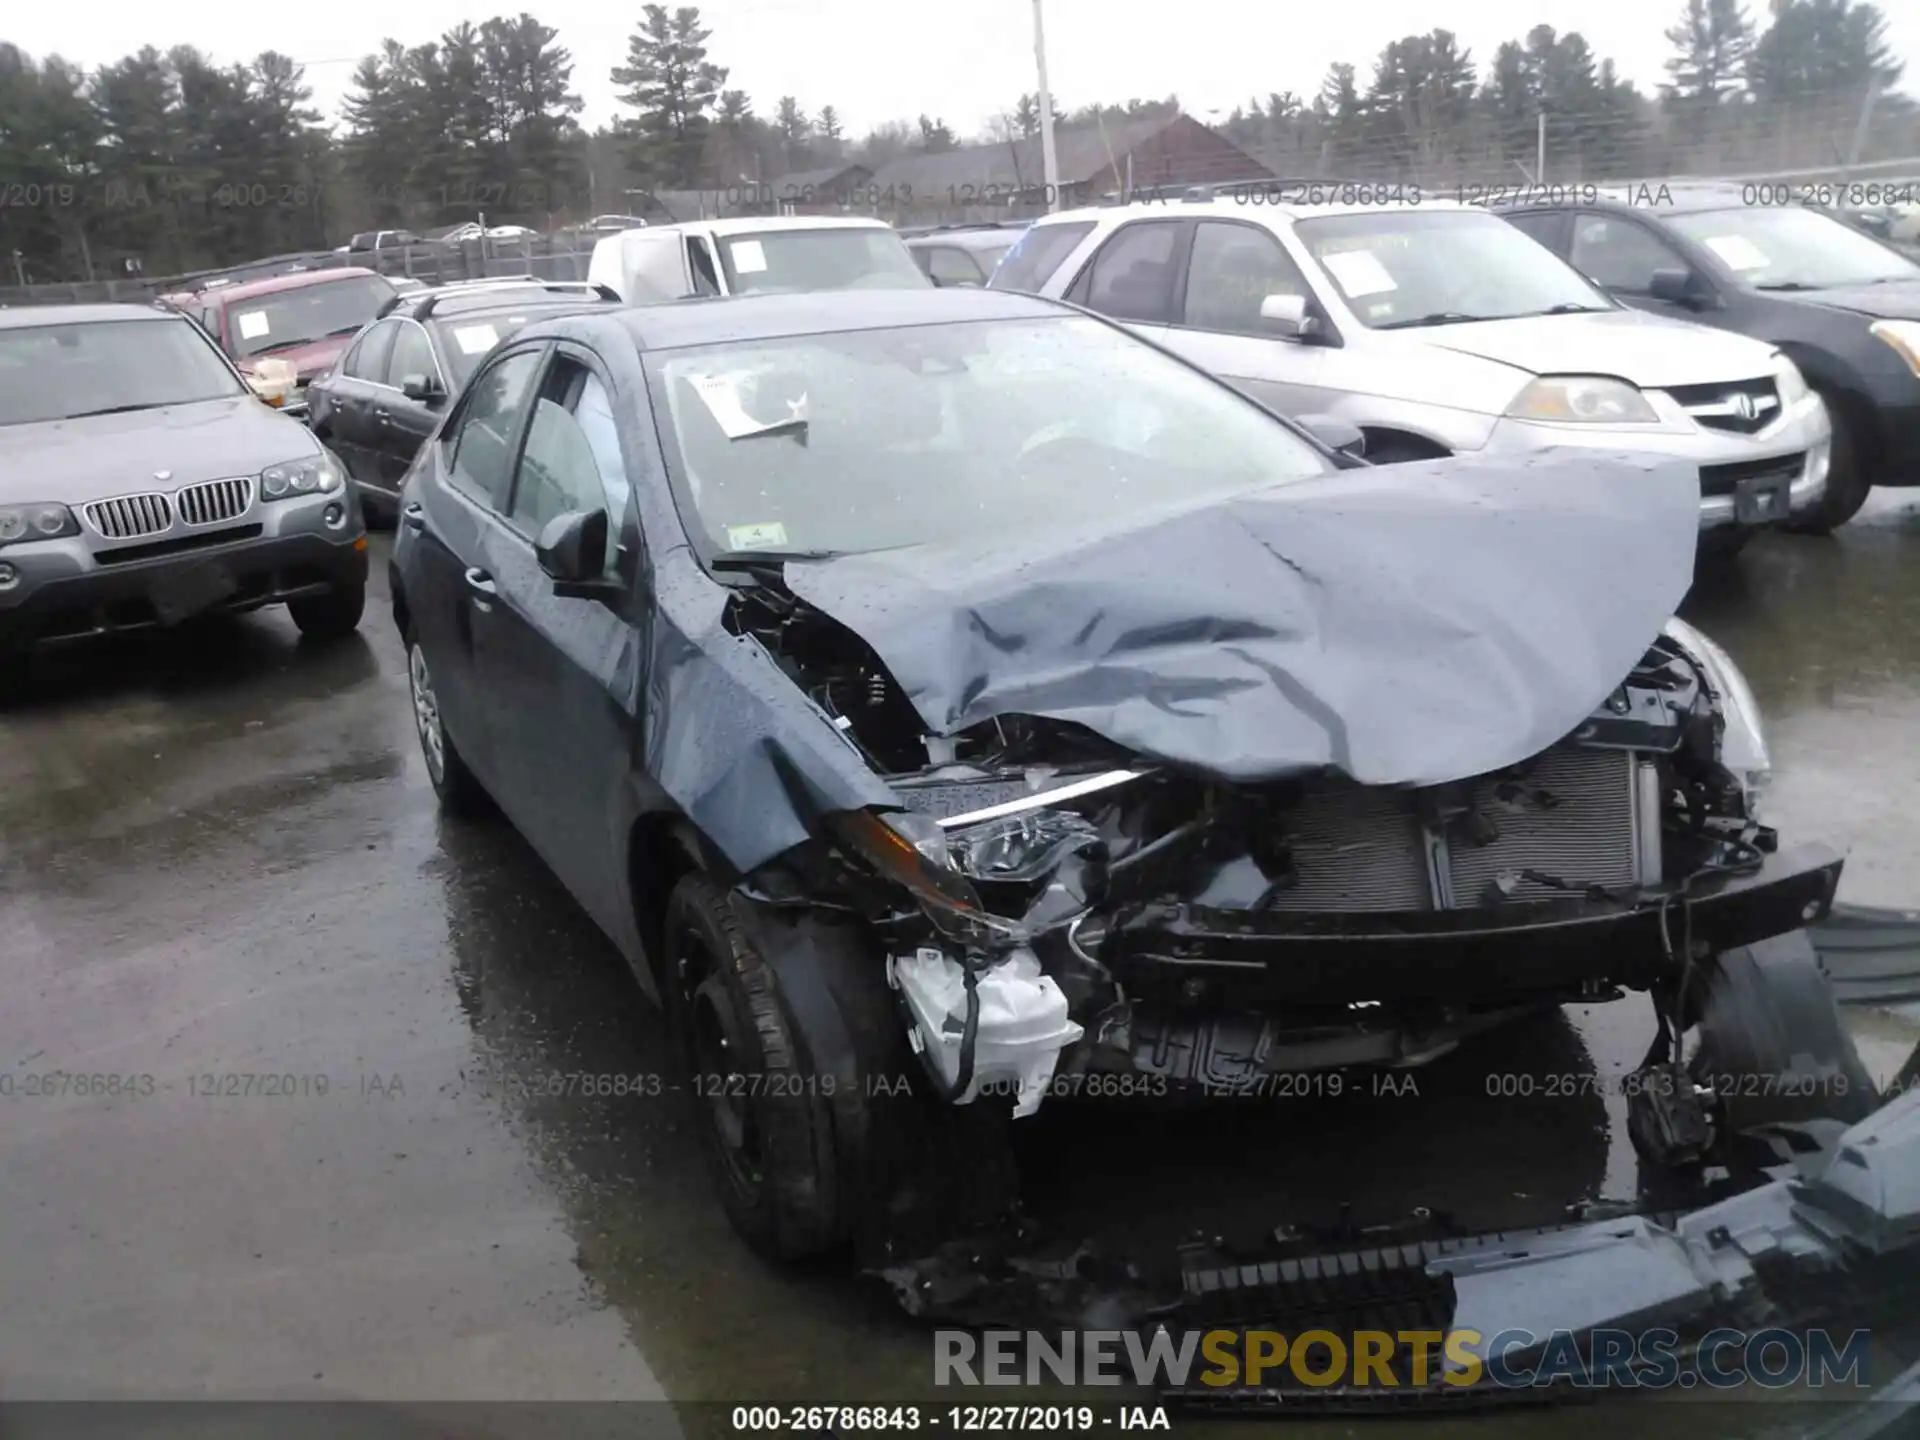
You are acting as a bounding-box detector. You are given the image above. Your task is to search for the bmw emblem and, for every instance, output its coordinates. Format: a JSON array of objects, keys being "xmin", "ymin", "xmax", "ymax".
[{"xmin": 153, "ymin": 469, "xmax": 172, "ymax": 482}]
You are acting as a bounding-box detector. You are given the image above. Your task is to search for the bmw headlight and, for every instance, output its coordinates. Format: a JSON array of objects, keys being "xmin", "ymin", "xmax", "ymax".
[
  {"xmin": 1870, "ymin": 320, "xmax": 1920, "ymax": 378},
  {"xmin": 1506, "ymin": 376, "xmax": 1660, "ymax": 425},
  {"xmin": 1664, "ymin": 617, "xmax": 1771, "ymax": 810},
  {"xmin": 260, "ymin": 451, "xmax": 343, "ymax": 501},
  {"xmin": 1769, "ymin": 351, "xmax": 1810, "ymax": 406},
  {"xmin": 0, "ymin": 502, "xmax": 80, "ymax": 546}
]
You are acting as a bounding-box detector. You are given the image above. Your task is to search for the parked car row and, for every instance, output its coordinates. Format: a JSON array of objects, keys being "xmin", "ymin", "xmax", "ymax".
[{"xmin": 983, "ymin": 182, "xmax": 1920, "ymax": 537}]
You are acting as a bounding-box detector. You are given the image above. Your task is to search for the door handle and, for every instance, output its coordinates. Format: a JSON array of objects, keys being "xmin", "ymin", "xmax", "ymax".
[
  {"xmin": 464, "ymin": 567, "xmax": 497, "ymax": 611},
  {"xmin": 373, "ymin": 407, "xmax": 392, "ymax": 425},
  {"xmin": 400, "ymin": 503, "xmax": 425, "ymax": 532}
]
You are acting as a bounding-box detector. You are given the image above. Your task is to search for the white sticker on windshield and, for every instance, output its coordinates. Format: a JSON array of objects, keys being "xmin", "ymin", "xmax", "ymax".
[
  {"xmin": 452, "ymin": 323, "xmax": 501, "ymax": 355},
  {"xmin": 236, "ymin": 310, "xmax": 271, "ymax": 340},
  {"xmin": 1701, "ymin": 235, "xmax": 1771, "ymax": 271},
  {"xmin": 726, "ymin": 521, "xmax": 789, "ymax": 550},
  {"xmin": 1320, "ymin": 250, "xmax": 1397, "ymax": 297},
  {"xmin": 688, "ymin": 372, "xmax": 808, "ymax": 439},
  {"xmin": 730, "ymin": 239, "xmax": 769, "ymax": 274}
]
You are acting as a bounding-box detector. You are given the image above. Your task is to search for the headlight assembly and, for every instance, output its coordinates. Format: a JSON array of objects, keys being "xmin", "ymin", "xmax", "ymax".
[
  {"xmin": 0, "ymin": 502, "xmax": 79, "ymax": 546},
  {"xmin": 260, "ymin": 452, "xmax": 344, "ymax": 501},
  {"xmin": 1664, "ymin": 616, "xmax": 1771, "ymax": 808},
  {"xmin": 1506, "ymin": 376, "xmax": 1660, "ymax": 425},
  {"xmin": 1870, "ymin": 319, "xmax": 1920, "ymax": 377},
  {"xmin": 826, "ymin": 808, "xmax": 1015, "ymax": 937}
]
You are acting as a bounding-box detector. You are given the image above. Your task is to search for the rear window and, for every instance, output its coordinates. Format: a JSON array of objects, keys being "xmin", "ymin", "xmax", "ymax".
[
  {"xmin": 988, "ymin": 221, "xmax": 1095, "ymax": 293},
  {"xmin": 222, "ymin": 275, "xmax": 398, "ymax": 362},
  {"xmin": 714, "ymin": 228, "xmax": 929, "ymax": 294}
]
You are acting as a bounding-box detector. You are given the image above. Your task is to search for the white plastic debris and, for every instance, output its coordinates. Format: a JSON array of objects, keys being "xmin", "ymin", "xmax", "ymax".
[{"xmin": 892, "ymin": 946, "xmax": 1082, "ymax": 1118}]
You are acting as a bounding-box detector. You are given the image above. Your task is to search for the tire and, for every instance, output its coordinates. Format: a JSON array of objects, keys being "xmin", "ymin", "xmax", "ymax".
[
  {"xmin": 1688, "ymin": 930, "xmax": 1879, "ymax": 1137},
  {"xmin": 404, "ymin": 631, "xmax": 487, "ymax": 815},
  {"xmin": 1790, "ymin": 389, "xmax": 1871, "ymax": 534},
  {"xmin": 288, "ymin": 578, "xmax": 365, "ymax": 641},
  {"xmin": 663, "ymin": 871, "xmax": 845, "ymax": 1260},
  {"xmin": 1364, "ymin": 438, "xmax": 1448, "ymax": 466}
]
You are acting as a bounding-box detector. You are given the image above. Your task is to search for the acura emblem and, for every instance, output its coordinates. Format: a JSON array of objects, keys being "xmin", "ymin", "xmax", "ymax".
[{"xmin": 1731, "ymin": 392, "xmax": 1757, "ymax": 422}]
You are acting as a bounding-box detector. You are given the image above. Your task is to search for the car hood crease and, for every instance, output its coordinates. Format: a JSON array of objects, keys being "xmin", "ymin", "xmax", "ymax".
[
  {"xmin": 783, "ymin": 449, "xmax": 1702, "ymax": 790},
  {"xmin": 1419, "ymin": 307, "xmax": 1778, "ymax": 388}
]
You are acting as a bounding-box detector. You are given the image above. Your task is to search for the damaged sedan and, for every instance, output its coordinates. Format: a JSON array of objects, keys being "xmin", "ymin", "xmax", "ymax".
[{"xmin": 391, "ymin": 287, "xmax": 1870, "ymax": 1268}]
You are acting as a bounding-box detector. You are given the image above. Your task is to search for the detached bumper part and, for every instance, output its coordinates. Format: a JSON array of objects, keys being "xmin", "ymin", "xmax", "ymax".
[{"xmin": 891, "ymin": 947, "xmax": 1083, "ymax": 1117}]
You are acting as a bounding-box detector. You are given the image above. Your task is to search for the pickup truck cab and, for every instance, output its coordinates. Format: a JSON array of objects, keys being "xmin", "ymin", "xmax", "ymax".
[{"xmin": 586, "ymin": 215, "xmax": 928, "ymax": 302}]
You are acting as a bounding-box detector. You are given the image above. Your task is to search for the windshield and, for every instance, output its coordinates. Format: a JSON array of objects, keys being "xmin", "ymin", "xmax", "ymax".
[
  {"xmin": 1668, "ymin": 205, "xmax": 1920, "ymax": 289},
  {"xmin": 714, "ymin": 229, "xmax": 930, "ymax": 295},
  {"xmin": 0, "ymin": 317, "xmax": 246, "ymax": 426},
  {"xmin": 1295, "ymin": 208, "xmax": 1614, "ymax": 328},
  {"xmin": 224, "ymin": 275, "xmax": 398, "ymax": 361},
  {"xmin": 643, "ymin": 314, "xmax": 1333, "ymax": 560}
]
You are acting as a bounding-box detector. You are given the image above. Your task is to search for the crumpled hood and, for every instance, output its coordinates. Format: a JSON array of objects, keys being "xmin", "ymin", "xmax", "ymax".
[
  {"xmin": 0, "ymin": 397, "xmax": 321, "ymax": 505},
  {"xmin": 784, "ymin": 449, "xmax": 1701, "ymax": 790},
  {"xmin": 1420, "ymin": 306, "xmax": 1777, "ymax": 389}
]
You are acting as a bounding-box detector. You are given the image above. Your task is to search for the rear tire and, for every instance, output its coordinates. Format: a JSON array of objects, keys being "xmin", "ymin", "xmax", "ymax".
[
  {"xmin": 663, "ymin": 871, "xmax": 845, "ymax": 1260},
  {"xmin": 405, "ymin": 631, "xmax": 487, "ymax": 815},
  {"xmin": 1364, "ymin": 438, "xmax": 1449, "ymax": 466},
  {"xmin": 289, "ymin": 579, "xmax": 365, "ymax": 641},
  {"xmin": 1790, "ymin": 389, "xmax": 1871, "ymax": 533}
]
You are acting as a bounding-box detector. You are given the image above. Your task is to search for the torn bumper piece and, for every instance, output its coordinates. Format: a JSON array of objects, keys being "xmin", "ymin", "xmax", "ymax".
[
  {"xmin": 1109, "ymin": 844, "xmax": 1844, "ymax": 1007},
  {"xmin": 886, "ymin": 1089, "xmax": 1920, "ymax": 1410}
]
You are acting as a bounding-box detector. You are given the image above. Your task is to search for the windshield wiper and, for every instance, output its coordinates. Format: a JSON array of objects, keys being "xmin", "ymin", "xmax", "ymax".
[
  {"xmin": 708, "ymin": 548, "xmax": 840, "ymax": 572},
  {"xmin": 324, "ymin": 324, "xmax": 365, "ymax": 337},
  {"xmin": 1540, "ymin": 301, "xmax": 1612, "ymax": 314},
  {"xmin": 247, "ymin": 338, "xmax": 315, "ymax": 357},
  {"xmin": 1754, "ymin": 281, "xmax": 1821, "ymax": 291},
  {"xmin": 61, "ymin": 402, "xmax": 166, "ymax": 419},
  {"xmin": 1374, "ymin": 311, "xmax": 1487, "ymax": 330}
]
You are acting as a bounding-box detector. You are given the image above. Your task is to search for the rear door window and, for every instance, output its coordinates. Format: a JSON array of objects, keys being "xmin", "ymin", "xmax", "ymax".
[
  {"xmin": 1068, "ymin": 220, "xmax": 1185, "ymax": 323},
  {"xmin": 988, "ymin": 221, "xmax": 1095, "ymax": 293}
]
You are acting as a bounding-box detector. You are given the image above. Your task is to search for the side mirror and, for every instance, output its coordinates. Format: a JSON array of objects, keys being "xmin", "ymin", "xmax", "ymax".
[
  {"xmin": 400, "ymin": 373, "xmax": 443, "ymax": 404},
  {"xmin": 1648, "ymin": 266, "xmax": 1711, "ymax": 307},
  {"xmin": 1296, "ymin": 414, "xmax": 1367, "ymax": 459},
  {"xmin": 536, "ymin": 509, "xmax": 622, "ymax": 602},
  {"xmin": 1259, "ymin": 292, "xmax": 1308, "ymax": 335}
]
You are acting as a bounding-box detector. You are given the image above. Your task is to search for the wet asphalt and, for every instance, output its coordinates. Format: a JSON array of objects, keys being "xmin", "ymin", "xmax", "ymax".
[{"xmin": 5, "ymin": 494, "xmax": 1920, "ymax": 1434}]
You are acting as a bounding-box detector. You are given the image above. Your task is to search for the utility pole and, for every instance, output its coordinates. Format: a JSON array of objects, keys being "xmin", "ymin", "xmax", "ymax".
[
  {"xmin": 1032, "ymin": 0, "xmax": 1060, "ymax": 212},
  {"xmin": 1536, "ymin": 112, "xmax": 1547, "ymax": 185}
]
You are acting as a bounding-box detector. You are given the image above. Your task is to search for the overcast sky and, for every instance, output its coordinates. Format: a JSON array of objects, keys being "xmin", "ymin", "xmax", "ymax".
[{"xmin": 9, "ymin": 0, "xmax": 1920, "ymax": 137}]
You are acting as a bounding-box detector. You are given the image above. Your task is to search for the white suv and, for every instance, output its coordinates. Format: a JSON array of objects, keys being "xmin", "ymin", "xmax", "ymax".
[{"xmin": 992, "ymin": 196, "xmax": 1832, "ymax": 542}]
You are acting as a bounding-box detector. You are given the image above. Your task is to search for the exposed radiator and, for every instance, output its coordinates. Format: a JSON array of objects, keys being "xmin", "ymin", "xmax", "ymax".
[{"xmin": 1265, "ymin": 745, "xmax": 1647, "ymax": 913}]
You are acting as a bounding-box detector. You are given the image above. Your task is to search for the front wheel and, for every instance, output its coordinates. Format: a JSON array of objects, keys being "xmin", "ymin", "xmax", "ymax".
[
  {"xmin": 664, "ymin": 871, "xmax": 846, "ymax": 1260},
  {"xmin": 1790, "ymin": 390, "xmax": 1871, "ymax": 533},
  {"xmin": 288, "ymin": 579, "xmax": 365, "ymax": 641}
]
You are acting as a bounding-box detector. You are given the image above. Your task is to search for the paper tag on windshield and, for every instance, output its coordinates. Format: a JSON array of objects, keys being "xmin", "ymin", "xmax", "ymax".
[
  {"xmin": 236, "ymin": 311, "xmax": 271, "ymax": 340},
  {"xmin": 452, "ymin": 323, "xmax": 501, "ymax": 355},
  {"xmin": 1701, "ymin": 235, "xmax": 1770, "ymax": 271},
  {"xmin": 688, "ymin": 372, "xmax": 806, "ymax": 439},
  {"xmin": 730, "ymin": 239, "xmax": 768, "ymax": 273},
  {"xmin": 1321, "ymin": 250, "xmax": 1396, "ymax": 297},
  {"xmin": 726, "ymin": 522, "xmax": 789, "ymax": 550}
]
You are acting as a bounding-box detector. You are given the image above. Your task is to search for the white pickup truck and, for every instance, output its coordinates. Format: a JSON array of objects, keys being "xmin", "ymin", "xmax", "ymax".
[{"xmin": 586, "ymin": 215, "xmax": 930, "ymax": 302}]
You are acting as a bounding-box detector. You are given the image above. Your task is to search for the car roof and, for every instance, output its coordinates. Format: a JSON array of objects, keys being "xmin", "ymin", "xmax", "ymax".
[
  {"xmin": 414, "ymin": 289, "xmax": 621, "ymax": 322},
  {"xmin": 587, "ymin": 286, "xmax": 1070, "ymax": 352},
  {"xmin": 1034, "ymin": 196, "xmax": 1474, "ymax": 227},
  {"xmin": 206, "ymin": 267, "xmax": 388, "ymax": 304},
  {"xmin": 1501, "ymin": 182, "xmax": 1752, "ymax": 217},
  {"xmin": 906, "ymin": 229, "xmax": 1024, "ymax": 251},
  {"xmin": 609, "ymin": 216, "xmax": 892, "ymax": 243},
  {"xmin": 0, "ymin": 303, "xmax": 177, "ymax": 330}
]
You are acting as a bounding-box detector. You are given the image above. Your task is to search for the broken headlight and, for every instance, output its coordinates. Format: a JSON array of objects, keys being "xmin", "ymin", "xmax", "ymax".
[
  {"xmin": 826, "ymin": 808, "xmax": 1019, "ymax": 939},
  {"xmin": 947, "ymin": 810, "xmax": 1106, "ymax": 885},
  {"xmin": 1664, "ymin": 617, "xmax": 1771, "ymax": 811}
]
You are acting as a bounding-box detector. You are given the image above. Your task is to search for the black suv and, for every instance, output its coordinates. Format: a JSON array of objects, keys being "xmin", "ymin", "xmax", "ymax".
[
  {"xmin": 308, "ymin": 280, "xmax": 619, "ymax": 524},
  {"xmin": 1498, "ymin": 183, "xmax": 1920, "ymax": 530}
]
